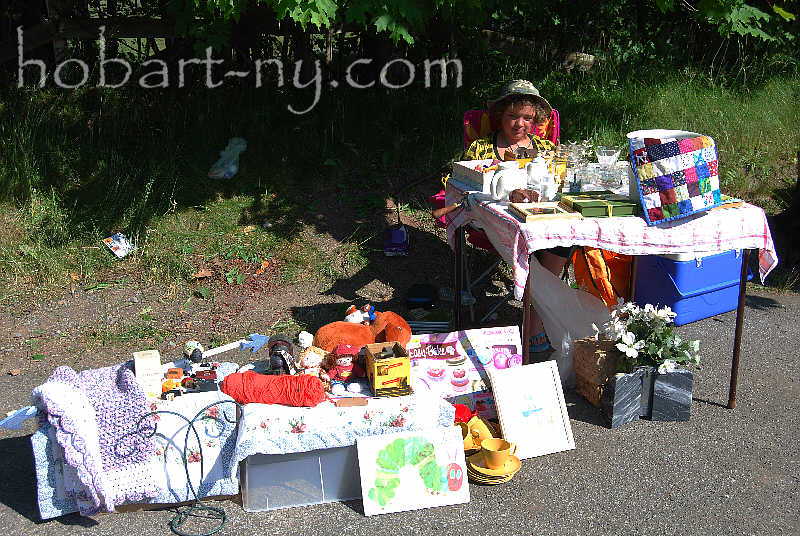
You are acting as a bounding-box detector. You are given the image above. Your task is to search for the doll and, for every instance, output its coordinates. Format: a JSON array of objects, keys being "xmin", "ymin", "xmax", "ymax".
[
  {"xmin": 325, "ymin": 344, "xmax": 365, "ymax": 382},
  {"xmin": 298, "ymin": 346, "xmax": 329, "ymax": 383}
]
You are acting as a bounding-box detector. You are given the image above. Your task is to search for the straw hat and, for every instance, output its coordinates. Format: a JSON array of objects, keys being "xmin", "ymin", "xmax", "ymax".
[{"xmin": 488, "ymin": 79, "xmax": 552, "ymax": 117}]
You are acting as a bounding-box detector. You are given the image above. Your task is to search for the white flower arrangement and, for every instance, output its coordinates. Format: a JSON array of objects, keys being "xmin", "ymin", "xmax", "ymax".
[{"xmin": 593, "ymin": 300, "xmax": 700, "ymax": 374}]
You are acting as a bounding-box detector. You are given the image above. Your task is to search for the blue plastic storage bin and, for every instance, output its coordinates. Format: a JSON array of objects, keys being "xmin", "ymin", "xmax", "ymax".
[{"xmin": 634, "ymin": 250, "xmax": 752, "ymax": 326}]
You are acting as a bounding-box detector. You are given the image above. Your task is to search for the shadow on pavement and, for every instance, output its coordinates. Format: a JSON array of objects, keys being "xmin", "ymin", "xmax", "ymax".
[
  {"xmin": 0, "ymin": 435, "xmax": 98, "ymax": 527},
  {"xmin": 692, "ymin": 397, "xmax": 729, "ymax": 409},
  {"xmin": 563, "ymin": 390, "xmax": 608, "ymax": 428},
  {"xmin": 745, "ymin": 294, "xmax": 781, "ymax": 310}
]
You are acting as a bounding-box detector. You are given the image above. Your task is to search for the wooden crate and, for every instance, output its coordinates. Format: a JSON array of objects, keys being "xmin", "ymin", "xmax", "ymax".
[{"xmin": 573, "ymin": 338, "xmax": 621, "ymax": 408}]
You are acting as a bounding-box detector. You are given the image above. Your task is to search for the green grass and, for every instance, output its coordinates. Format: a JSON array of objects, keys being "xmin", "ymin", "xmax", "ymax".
[{"xmin": 0, "ymin": 62, "xmax": 798, "ymax": 302}]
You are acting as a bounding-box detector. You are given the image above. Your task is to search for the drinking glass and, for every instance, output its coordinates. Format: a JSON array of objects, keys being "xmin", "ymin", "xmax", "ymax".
[{"xmin": 595, "ymin": 145, "xmax": 622, "ymax": 183}]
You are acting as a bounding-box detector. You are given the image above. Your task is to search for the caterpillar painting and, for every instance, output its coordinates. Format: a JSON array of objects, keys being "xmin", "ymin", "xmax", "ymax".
[{"xmin": 367, "ymin": 436, "xmax": 464, "ymax": 507}]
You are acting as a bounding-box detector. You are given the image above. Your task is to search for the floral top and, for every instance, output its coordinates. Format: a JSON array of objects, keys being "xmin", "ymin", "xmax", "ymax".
[{"xmin": 443, "ymin": 132, "xmax": 555, "ymax": 186}]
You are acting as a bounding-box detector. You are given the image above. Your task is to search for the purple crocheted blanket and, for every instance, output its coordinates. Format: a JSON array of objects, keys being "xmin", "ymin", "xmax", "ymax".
[{"xmin": 31, "ymin": 362, "xmax": 162, "ymax": 515}]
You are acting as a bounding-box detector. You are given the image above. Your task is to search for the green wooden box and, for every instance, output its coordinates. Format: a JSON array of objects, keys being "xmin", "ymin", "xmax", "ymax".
[{"xmin": 559, "ymin": 192, "xmax": 640, "ymax": 218}]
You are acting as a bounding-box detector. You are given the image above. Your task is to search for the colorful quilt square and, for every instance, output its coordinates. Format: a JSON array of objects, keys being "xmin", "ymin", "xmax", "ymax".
[
  {"xmin": 643, "ymin": 191, "xmax": 661, "ymax": 208},
  {"xmin": 702, "ymin": 146, "xmax": 716, "ymax": 162},
  {"xmin": 684, "ymin": 166, "xmax": 698, "ymax": 181},
  {"xmin": 671, "ymin": 170, "xmax": 686, "ymax": 186},
  {"xmin": 662, "ymin": 140, "xmax": 681, "ymax": 158},
  {"xmin": 687, "ymin": 181, "xmax": 701, "ymax": 197},
  {"xmin": 662, "ymin": 203, "xmax": 680, "ymax": 218},
  {"xmin": 644, "ymin": 137, "xmax": 661, "ymax": 147},
  {"xmin": 691, "ymin": 196, "xmax": 707, "ymax": 211},
  {"xmin": 702, "ymin": 192, "xmax": 715, "ymax": 206},
  {"xmin": 637, "ymin": 162, "xmax": 656, "ymax": 181},
  {"xmin": 659, "ymin": 188, "xmax": 678, "ymax": 205},
  {"xmin": 652, "ymin": 158, "xmax": 675, "ymax": 177},
  {"xmin": 677, "ymin": 152, "xmax": 695, "ymax": 170},
  {"xmin": 713, "ymin": 190, "xmax": 722, "ymax": 204},
  {"xmin": 677, "ymin": 199, "xmax": 693, "ymax": 213},
  {"xmin": 699, "ymin": 135, "xmax": 713, "ymax": 148},
  {"xmin": 675, "ymin": 184, "xmax": 690, "ymax": 201},
  {"xmin": 633, "ymin": 148, "xmax": 649, "ymax": 165},
  {"xmin": 630, "ymin": 138, "xmax": 646, "ymax": 151},
  {"xmin": 696, "ymin": 162, "xmax": 710, "ymax": 179},
  {"xmin": 707, "ymin": 160, "xmax": 719, "ymax": 176},
  {"xmin": 700, "ymin": 177, "xmax": 712, "ymax": 194},
  {"xmin": 655, "ymin": 175, "xmax": 674, "ymax": 191},
  {"xmin": 640, "ymin": 178, "xmax": 659, "ymax": 195},
  {"xmin": 677, "ymin": 139, "xmax": 695, "ymax": 153},
  {"xmin": 647, "ymin": 206, "xmax": 664, "ymax": 221},
  {"xmin": 646, "ymin": 143, "xmax": 671, "ymax": 161}
]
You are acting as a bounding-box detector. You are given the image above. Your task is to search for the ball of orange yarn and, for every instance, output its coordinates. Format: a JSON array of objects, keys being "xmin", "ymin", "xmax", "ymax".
[{"xmin": 220, "ymin": 371, "xmax": 328, "ymax": 407}]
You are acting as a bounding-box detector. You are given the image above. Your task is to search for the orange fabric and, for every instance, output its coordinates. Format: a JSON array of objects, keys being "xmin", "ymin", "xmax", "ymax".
[
  {"xmin": 313, "ymin": 321, "xmax": 375, "ymax": 352},
  {"xmin": 220, "ymin": 371, "xmax": 328, "ymax": 406},
  {"xmin": 572, "ymin": 247, "xmax": 632, "ymax": 310},
  {"xmin": 370, "ymin": 311, "xmax": 412, "ymax": 346}
]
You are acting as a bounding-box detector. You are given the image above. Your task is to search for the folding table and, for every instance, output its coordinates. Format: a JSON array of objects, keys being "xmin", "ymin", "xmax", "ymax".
[{"xmin": 443, "ymin": 179, "xmax": 778, "ymax": 409}]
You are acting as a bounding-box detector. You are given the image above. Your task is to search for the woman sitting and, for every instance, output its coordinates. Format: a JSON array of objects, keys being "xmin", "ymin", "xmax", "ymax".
[{"xmin": 454, "ymin": 79, "xmax": 569, "ymax": 353}]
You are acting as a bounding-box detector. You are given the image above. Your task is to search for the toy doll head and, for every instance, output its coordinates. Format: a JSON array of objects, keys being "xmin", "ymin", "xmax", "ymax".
[{"xmin": 300, "ymin": 346, "xmax": 325, "ymax": 368}]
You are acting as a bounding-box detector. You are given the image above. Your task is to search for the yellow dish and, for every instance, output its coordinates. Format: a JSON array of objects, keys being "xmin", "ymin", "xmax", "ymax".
[
  {"xmin": 466, "ymin": 469, "xmax": 514, "ymax": 484},
  {"xmin": 467, "ymin": 452, "xmax": 522, "ymax": 477}
]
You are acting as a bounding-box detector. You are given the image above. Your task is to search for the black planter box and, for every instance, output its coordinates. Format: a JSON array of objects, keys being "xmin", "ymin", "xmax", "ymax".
[{"xmin": 602, "ymin": 367, "xmax": 693, "ymax": 428}]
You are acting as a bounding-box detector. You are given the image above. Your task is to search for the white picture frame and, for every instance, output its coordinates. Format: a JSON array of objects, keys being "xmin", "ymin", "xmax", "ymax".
[
  {"xmin": 488, "ymin": 361, "xmax": 575, "ymax": 459},
  {"xmin": 356, "ymin": 427, "xmax": 469, "ymax": 516}
]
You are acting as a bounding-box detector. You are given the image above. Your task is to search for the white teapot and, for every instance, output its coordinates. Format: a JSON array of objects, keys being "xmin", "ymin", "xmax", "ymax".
[
  {"xmin": 525, "ymin": 156, "xmax": 549, "ymax": 186},
  {"xmin": 490, "ymin": 161, "xmax": 527, "ymax": 201}
]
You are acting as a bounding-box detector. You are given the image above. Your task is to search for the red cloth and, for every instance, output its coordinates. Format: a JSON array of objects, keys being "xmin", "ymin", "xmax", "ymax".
[{"xmin": 220, "ymin": 371, "xmax": 328, "ymax": 407}]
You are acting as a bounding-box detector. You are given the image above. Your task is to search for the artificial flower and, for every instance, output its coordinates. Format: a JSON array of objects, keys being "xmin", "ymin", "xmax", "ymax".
[{"xmin": 658, "ymin": 359, "xmax": 677, "ymax": 374}]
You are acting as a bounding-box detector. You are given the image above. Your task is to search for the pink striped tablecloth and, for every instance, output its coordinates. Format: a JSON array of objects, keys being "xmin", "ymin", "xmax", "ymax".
[{"xmin": 445, "ymin": 179, "xmax": 779, "ymax": 301}]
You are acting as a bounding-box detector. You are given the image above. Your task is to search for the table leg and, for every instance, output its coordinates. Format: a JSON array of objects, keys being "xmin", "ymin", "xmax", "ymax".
[
  {"xmin": 522, "ymin": 274, "xmax": 531, "ymax": 365},
  {"xmin": 727, "ymin": 248, "xmax": 751, "ymax": 409},
  {"xmin": 454, "ymin": 226, "xmax": 465, "ymax": 331}
]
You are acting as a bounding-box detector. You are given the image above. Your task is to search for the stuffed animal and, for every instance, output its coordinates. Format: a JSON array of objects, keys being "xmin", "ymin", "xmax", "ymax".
[
  {"xmin": 298, "ymin": 346, "xmax": 329, "ymax": 383},
  {"xmin": 312, "ymin": 310, "xmax": 412, "ymax": 353},
  {"xmin": 312, "ymin": 321, "xmax": 375, "ymax": 353},
  {"xmin": 324, "ymin": 344, "xmax": 365, "ymax": 383},
  {"xmin": 370, "ymin": 311, "xmax": 412, "ymax": 347},
  {"xmin": 344, "ymin": 304, "xmax": 377, "ymax": 325}
]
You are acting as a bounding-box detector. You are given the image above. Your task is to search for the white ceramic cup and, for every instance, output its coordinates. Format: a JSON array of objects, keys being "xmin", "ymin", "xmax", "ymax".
[{"xmin": 539, "ymin": 180, "xmax": 559, "ymax": 201}]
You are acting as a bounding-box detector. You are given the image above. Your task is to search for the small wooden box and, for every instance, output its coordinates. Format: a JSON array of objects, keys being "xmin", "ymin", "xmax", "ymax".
[
  {"xmin": 364, "ymin": 342, "xmax": 411, "ymax": 397},
  {"xmin": 559, "ymin": 192, "xmax": 639, "ymax": 218},
  {"xmin": 509, "ymin": 202, "xmax": 582, "ymax": 223}
]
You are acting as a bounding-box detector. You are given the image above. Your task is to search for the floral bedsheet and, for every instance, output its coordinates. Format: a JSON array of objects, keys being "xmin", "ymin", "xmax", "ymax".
[
  {"xmin": 33, "ymin": 390, "xmax": 240, "ymax": 520},
  {"xmin": 234, "ymin": 393, "xmax": 455, "ymax": 463}
]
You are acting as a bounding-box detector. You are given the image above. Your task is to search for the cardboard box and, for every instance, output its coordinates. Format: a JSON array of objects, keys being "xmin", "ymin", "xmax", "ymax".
[{"xmin": 364, "ymin": 342, "xmax": 411, "ymax": 397}]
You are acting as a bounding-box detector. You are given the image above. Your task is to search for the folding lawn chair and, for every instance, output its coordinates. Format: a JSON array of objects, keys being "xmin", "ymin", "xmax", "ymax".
[{"xmin": 431, "ymin": 108, "xmax": 560, "ymax": 323}]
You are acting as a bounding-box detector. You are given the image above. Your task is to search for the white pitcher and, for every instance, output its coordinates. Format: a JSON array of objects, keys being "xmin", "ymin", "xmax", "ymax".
[{"xmin": 490, "ymin": 162, "xmax": 527, "ymax": 201}]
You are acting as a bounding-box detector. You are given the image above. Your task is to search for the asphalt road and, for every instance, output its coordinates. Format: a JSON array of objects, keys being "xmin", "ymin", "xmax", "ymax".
[{"xmin": 1, "ymin": 288, "xmax": 798, "ymax": 536}]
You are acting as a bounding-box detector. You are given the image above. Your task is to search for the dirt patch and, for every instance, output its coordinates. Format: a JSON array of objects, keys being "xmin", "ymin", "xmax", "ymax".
[{"xmin": 0, "ymin": 183, "xmax": 524, "ymax": 382}]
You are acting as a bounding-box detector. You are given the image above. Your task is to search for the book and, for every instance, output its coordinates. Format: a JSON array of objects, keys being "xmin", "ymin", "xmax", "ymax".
[{"xmin": 487, "ymin": 361, "xmax": 575, "ymax": 459}]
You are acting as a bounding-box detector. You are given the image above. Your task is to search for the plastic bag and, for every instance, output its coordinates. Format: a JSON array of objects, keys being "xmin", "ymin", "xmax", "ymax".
[
  {"xmin": 208, "ymin": 137, "xmax": 247, "ymax": 179},
  {"xmin": 528, "ymin": 255, "xmax": 611, "ymax": 388}
]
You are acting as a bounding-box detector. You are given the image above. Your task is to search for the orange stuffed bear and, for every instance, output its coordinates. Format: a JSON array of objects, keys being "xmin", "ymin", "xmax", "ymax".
[
  {"xmin": 312, "ymin": 311, "xmax": 412, "ymax": 352},
  {"xmin": 370, "ymin": 311, "xmax": 412, "ymax": 346}
]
